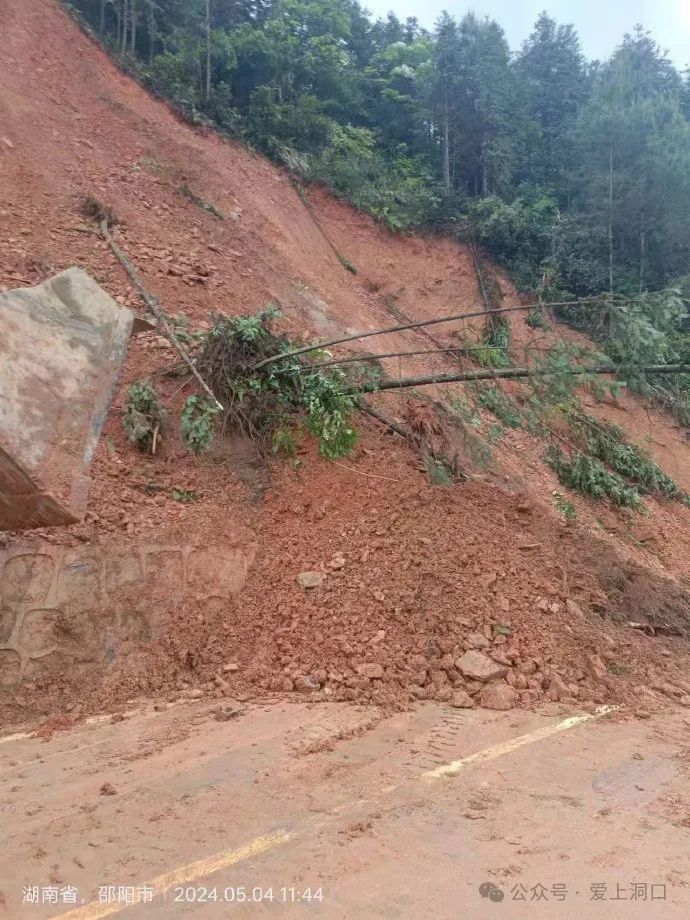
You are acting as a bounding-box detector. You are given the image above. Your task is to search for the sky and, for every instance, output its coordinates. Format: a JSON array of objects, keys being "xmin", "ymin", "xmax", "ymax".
[{"xmin": 363, "ymin": 0, "xmax": 690, "ymax": 69}]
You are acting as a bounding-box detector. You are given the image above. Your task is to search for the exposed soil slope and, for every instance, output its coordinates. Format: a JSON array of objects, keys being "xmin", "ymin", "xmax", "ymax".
[{"xmin": 1, "ymin": 0, "xmax": 690, "ymax": 726}]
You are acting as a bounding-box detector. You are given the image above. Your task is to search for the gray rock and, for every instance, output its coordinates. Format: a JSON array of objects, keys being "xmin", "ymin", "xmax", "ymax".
[
  {"xmin": 297, "ymin": 571, "xmax": 324, "ymax": 589},
  {"xmin": 294, "ymin": 674, "xmax": 321, "ymax": 692}
]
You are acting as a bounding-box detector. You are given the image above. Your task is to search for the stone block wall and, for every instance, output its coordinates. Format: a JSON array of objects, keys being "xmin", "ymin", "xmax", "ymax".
[{"xmin": 0, "ymin": 541, "xmax": 255, "ymax": 689}]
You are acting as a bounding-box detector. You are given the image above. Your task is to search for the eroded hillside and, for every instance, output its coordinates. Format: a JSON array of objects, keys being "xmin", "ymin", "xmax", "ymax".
[{"xmin": 1, "ymin": 0, "xmax": 690, "ymax": 729}]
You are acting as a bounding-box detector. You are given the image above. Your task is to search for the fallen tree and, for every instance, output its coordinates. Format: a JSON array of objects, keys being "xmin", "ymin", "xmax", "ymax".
[
  {"xmin": 252, "ymin": 298, "xmax": 610, "ymax": 370},
  {"xmin": 348, "ymin": 363, "xmax": 690, "ymax": 395}
]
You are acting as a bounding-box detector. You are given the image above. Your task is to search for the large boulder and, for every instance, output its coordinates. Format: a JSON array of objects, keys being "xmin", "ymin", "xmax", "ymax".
[{"xmin": 0, "ymin": 269, "xmax": 132, "ymax": 529}]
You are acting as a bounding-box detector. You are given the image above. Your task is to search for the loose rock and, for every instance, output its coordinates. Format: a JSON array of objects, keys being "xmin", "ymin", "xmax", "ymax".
[
  {"xmin": 479, "ymin": 684, "xmax": 518, "ymax": 710},
  {"xmin": 294, "ymin": 674, "xmax": 321, "ymax": 692},
  {"xmin": 357, "ymin": 663, "xmax": 384, "ymax": 680},
  {"xmin": 465, "ymin": 631, "xmax": 490, "ymax": 650},
  {"xmin": 450, "ymin": 689, "xmax": 474, "ymax": 709},
  {"xmin": 456, "ymin": 650, "xmax": 509, "ymax": 682},
  {"xmin": 297, "ymin": 571, "xmax": 324, "ymax": 589}
]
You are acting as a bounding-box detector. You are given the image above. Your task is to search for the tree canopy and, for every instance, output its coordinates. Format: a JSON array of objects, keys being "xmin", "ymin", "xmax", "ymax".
[{"xmin": 72, "ymin": 2, "xmax": 690, "ymax": 300}]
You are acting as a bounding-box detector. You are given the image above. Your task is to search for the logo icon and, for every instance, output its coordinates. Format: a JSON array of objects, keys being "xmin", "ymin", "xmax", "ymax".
[{"xmin": 479, "ymin": 882, "xmax": 505, "ymax": 903}]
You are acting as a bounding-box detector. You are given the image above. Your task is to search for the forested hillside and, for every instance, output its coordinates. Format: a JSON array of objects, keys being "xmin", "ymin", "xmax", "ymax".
[
  {"xmin": 69, "ymin": 1, "xmax": 690, "ymax": 296},
  {"xmin": 65, "ymin": 0, "xmax": 690, "ymax": 429}
]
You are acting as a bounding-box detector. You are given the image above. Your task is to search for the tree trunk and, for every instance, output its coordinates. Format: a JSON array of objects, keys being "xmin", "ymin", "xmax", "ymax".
[
  {"xmin": 639, "ymin": 207, "xmax": 647, "ymax": 293},
  {"xmin": 352, "ymin": 363, "xmax": 690, "ymax": 396},
  {"xmin": 121, "ymin": 0, "xmax": 128, "ymax": 57},
  {"xmin": 205, "ymin": 0, "xmax": 212, "ymax": 101},
  {"xmin": 131, "ymin": 0, "xmax": 137, "ymax": 56},
  {"xmin": 608, "ymin": 145, "xmax": 614, "ymax": 294},
  {"xmin": 442, "ymin": 94, "xmax": 450, "ymax": 191},
  {"xmin": 148, "ymin": 0, "xmax": 156, "ymax": 65}
]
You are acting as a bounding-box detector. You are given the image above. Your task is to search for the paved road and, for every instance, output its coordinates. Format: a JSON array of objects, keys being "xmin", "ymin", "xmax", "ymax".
[{"xmin": 1, "ymin": 699, "xmax": 689, "ymax": 918}]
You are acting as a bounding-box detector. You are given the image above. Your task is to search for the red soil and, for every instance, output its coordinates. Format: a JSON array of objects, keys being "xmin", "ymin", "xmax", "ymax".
[{"xmin": 1, "ymin": 0, "xmax": 690, "ymax": 725}]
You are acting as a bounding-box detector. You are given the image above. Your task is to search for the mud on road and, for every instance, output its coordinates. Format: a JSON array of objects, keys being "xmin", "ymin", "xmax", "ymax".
[{"xmin": 1, "ymin": 699, "xmax": 690, "ymax": 918}]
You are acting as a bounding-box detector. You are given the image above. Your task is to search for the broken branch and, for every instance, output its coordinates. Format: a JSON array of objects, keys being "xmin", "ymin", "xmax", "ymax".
[{"xmin": 99, "ymin": 217, "xmax": 222, "ymax": 410}]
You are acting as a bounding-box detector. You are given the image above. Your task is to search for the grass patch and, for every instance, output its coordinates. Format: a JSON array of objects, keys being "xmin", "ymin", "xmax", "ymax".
[
  {"xmin": 337, "ymin": 253, "xmax": 358, "ymax": 274},
  {"xmin": 424, "ymin": 455, "xmax": 455, "ymax": 485},
  {"xmin": 171, "ymin": 488, "xmax": 200, "ymax": 503},
  {"xmin": 525, "ymin": 309, "xmax": 549, "ymax": 329}
]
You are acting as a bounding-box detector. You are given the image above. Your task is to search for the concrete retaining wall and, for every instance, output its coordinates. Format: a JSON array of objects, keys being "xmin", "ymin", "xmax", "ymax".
[{"xmin": 0, "ymin": 539, "xmax": 255, "ymax": 689}]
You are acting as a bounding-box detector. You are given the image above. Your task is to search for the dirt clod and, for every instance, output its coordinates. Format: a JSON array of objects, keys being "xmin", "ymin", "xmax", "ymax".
[{"xmin": 479, "ymin": 684, "xmax": 518, "ymax": 710}]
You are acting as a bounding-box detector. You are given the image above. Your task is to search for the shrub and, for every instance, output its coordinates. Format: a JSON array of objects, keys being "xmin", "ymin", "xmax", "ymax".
[
  {"xmin": 545, "ymin": 446, "xmax": 643, "ymax": 509},
  {"xmin": 122, "ymin": 379, "xmax": 165, "ymax": 452},
  {"xmin": 466, "ymin": 194, "xmax": 558, "ymax": 287},
  {"xmin": 568, "ymin": 412, "xmax": 689, "ymax": 502},
  {"xmin": 180, "ymin": 396, "xmax": 220, "ymax": 454},
  {"xmin": 195, "ymin": 306, "xmax": 360, "ymax": 459}
]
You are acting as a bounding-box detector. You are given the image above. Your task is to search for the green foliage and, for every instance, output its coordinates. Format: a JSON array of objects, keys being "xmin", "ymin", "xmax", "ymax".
[
  {"xmin": 424, "ymin": 455, "xmax": 455, "ymax": 485},
  {"xmin": 476, "ymin": 316, "xmax": 511, "ymax": 368},
  {"xmin": 71, "ymin": 1, "xmax": 690, "ymax": 325},
  {"xmin": 473, "ymin": 345, "xmax": 507, "ymax": 369},
  {"xmin": 525, "ymin": 309, "xmax": 549, "ymax": 329},
  {"xmin": 122, "ymin": 379, "xmax": 165, "ymax": 452},
  {"xmin": 568, "ymin": 412, "xmax": 689, "ymax": 502},
  {"xmin": 311, "ymin": 125, "xmax": 441, "ymax": 230},
  {"xmin": 341, "ymin": 355, "xmax": 384, "ymax": 392},
  {"xmin": 466, "ymin": 195, "xmax": 558, "ymax": 288},
  {"xmin": 196, "ymin": 307, "xmax": 359, "ymax": 460},
  {"xmin": 528, "ymin": 339, "xmax": 613, "ymax": 407},
  {"xmin": 554, "ymin": 492, "xmax": 577, "ymax": 520},
  {"xmin": 448, "ymin": 395, "xmax": 482, "ymax": 428},
  {"xmin": 300, "ymin": 368, "xmax": 359, "ymax": 458},
  {"xmin": 171, "ymin": 488, "xmax": 200, "ymax": 503},
  {"xmin": 162, "ymin": 311, "xmax": 202, "ymax": 346},
  {"xmin": 180, "ymin": 396, "xmax": 220, "ymax": 454},
  {"xmin": 272, "ymin": 426, "xmax": 298, "ymax": 457},
  {"xmin": 486, "ymin": 423, "xmax": 506, "ymax": 443},
  {"xmin": 473, "ymin": 384, "xmax": 522, "ymax": 428},
  {"xmin": 337, "ymin": 253, "xmax": 357, "ymax": 274},
  {"xmin": 545, "ymin": 446, "xmax": 643, "ymax": 509},
  {"xmin": 553, "ymin": 288, "xmax": 690, "ymax": 427}
]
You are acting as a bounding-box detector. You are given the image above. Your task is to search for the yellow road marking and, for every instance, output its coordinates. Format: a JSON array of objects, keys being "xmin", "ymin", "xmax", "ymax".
[
  {"xmin": 424, "ymin": 705, "xmax": 617, "ymax": 778},
  {"xmin": 47, "ymin": 704, "xmax": 615, "ymax": 917},
  {"xmin": 56, "ymin": 831, "xmax": 292, "ymax": 920}
]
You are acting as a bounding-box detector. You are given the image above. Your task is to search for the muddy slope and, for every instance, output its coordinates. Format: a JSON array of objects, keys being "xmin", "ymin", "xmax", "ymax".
[{"xmin": 1, "ymin": 0, "xmax": 690, "ymax": 728}]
